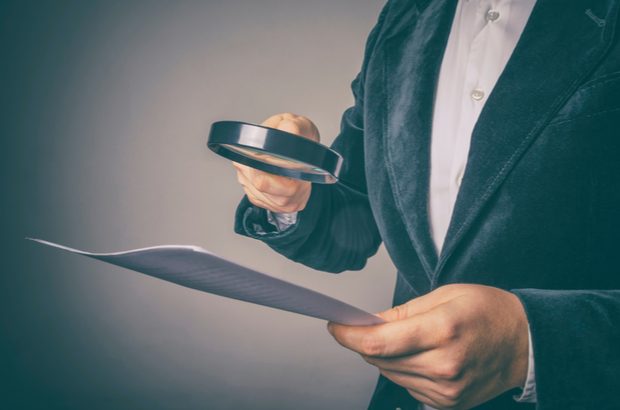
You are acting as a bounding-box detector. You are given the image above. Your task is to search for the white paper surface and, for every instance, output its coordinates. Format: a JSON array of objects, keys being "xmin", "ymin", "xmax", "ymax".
[{"xmin": 28, "ymin": 238, "xmax": 384, "ymax": 326}]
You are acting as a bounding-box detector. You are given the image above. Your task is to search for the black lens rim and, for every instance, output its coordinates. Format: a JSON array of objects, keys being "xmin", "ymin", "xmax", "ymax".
[{"xmin": 207, "ymin": 121, "xmax": 342, "ymax": 184}]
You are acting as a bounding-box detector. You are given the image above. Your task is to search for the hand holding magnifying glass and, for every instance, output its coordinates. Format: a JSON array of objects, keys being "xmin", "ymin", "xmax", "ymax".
[
  {"xmin": 232, "ymin": 113, "xmax": 320, "ymax": 213},
  {"xmin": 208, "ymin": 112, "xmax": 344, "ymax": 214}
]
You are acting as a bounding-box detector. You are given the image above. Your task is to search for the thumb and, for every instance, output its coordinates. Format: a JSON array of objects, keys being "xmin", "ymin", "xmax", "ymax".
[
  {"xmin": 377, "ymin": 288, "xmax": 459, "ymax": 322},
  {"xmin": 277, "ymin": 119, "xmax": 302, "ymax": 136},
  {"xmin": 261, "ymin": 113, "xmax": 319, "ymax": 142}
]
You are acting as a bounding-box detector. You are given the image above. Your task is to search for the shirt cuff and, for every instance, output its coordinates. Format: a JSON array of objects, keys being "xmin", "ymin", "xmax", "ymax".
[
  {"xmin": 267, "ymin": 211, "xmax": 298, "ymax": 232},
  {"xmin": 513, "ymin": 325, "xmax": 537, "ymax": 403}
]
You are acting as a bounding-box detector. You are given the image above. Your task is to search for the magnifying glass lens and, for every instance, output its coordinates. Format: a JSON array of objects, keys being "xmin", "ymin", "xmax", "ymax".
[
  {"xmin": 221, "ymin": 144, "xmax": 329, "ymax": 176},
  {"xmin": 208, "ymin": 121, "xmax": 342, "ymax": 184}
]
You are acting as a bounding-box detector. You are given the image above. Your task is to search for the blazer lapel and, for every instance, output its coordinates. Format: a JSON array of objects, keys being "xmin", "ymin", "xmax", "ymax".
[
  {"xmin": 383, "ymin": 0, "xmax": 458, "ymax": 280},
  {"xmin": 436, "ymin": 0, "xmax": 620, "ymax": 280}
]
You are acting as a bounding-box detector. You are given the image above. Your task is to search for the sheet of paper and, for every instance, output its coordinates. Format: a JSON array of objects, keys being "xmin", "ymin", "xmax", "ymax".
[{"xmin": 28, "ymin": 238, "xmax": 384, "ymax": 326}]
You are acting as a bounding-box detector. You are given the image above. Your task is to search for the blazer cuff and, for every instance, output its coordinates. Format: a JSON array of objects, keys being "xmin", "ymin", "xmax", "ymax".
[
  {"xmin": 234, "ymin": 184, "xmax": 326, "ymax": 245},
  {"xmin": 510, "ymin": 289, "xmax": 620, "ymax": 408}
]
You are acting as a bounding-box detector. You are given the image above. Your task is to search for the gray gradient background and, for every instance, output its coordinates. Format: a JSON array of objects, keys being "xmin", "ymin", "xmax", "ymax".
[{"xmin": 1, "ymin": 1, "xmax": 396, "ymax": 409}]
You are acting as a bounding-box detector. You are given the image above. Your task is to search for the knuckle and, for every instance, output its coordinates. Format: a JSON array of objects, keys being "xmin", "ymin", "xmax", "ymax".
[
  {"xmin": 282, "ymin": 178, "xmax": 301, "ymax": 192},
  {"xmin": 437, "ymin": 313, "xmax": 460, "ymax": 343},
  {"xmin": 246, "ymin": 195, "xmax": 262, "ymax": 208},
  {"xmin": 391, "ymin": 304, "xmax": 408, "ymax": 321},
  {"xmin": 294, "ymin": 180, "xmax": 310, "ymax": 193},
  {"xmin": 271, "ymin": 196, "xmax": 290, "ymax": 207},
  {"xmin": 360, "ymin": 332, "xmax": 385, "ymax": 357},
  {"xmin": 444, "ymin": 324, "xmax": 459, "ymax": 343},
  {"xmin": 280, "ymin": 120, "xmax": 301, "ymax": 134},
  {"xmin": 253, "ymin": 174, "xmax": 269, "ymax": 191},
  {"xmin": 281, "ymin": 187, "xmax": 298, "ymax": 199},
  {"xmin": 436, "ymin": 360, "xmax": 464, "ymax": 381},
  {"xmin": 439, "ymin": 383, "xmax": 466, "ymax": 407}
]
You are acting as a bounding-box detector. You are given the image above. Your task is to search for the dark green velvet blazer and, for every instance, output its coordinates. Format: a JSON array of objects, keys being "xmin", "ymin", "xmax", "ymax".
[{"xmin": 235, "ymin": 0, "xmax": 620, "ymax": 408}]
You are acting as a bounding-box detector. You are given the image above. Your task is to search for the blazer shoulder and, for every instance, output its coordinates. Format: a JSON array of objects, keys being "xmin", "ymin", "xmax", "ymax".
[{"xmin": 376, "ymin": 0, "xmax": 420, "ymax": 40}]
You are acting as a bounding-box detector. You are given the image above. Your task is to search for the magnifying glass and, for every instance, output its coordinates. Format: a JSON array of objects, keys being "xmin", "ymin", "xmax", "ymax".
[{"xmin": 207, "ymin": 121, "xmax": 343, "ymax": 184}]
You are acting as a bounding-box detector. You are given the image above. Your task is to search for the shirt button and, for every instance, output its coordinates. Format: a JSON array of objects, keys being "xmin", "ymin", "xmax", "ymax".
[
  {"xmin": 486, "ymin": 10, "xmax": 500, "ymax": 22},
  {"xmin": 471, "ymin": 89, "xmax": 485, "ymax": 101},
  {"xmin": 456, "ymin": 170, "xmax": 464, "ymax": 187}
]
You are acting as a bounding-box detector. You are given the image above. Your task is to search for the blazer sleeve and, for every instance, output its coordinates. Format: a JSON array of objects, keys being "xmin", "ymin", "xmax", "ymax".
[
  {"xmin": 233, "ymin": 3, "xmax": 391, "ymax": 273},
  {"xmin": 512, "ymin": 289, "xmax": 620, "ymax": 408}
]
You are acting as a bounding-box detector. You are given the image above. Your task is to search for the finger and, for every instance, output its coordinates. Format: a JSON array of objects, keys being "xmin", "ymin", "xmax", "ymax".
[
  {"xmin": 234, "ymin": 163, "xmax": 302, "ymax": 198},
  {"xmin": 366, "ymin": 352, "xmax": 438, "ymax": 379},
  {"xmin": 242, "ymin": 183, "xmax": 286, "ymax": 213},
  {"xmin": 242, "ymin": 186, "xmax": 274, "ymax": 210},
  {"xmin": 261, "ymin": 113, "xmax": 319, "ymax": 142},
  {"xmin": 380, "ymin": 370, "xmax": 449, "ymax": 409},
  {"xmin": 236, "ymin": 171, "xmax": 281, "ymax": 208},
  {"xmin": 232, "ymin": 161, "xmax": 253, "ymax": 175},
  {"xmin": 261, "ymin": 113, "xmax": 290, "ymax": 128},
  {"xmin": 298, "ymin": 116, "xmax": 320, "ymax": 141},
  {"xmin": 243, "ymin": 186, "xmax": 302, "ymax": 215},
  {"xmin": 237, "ymin": 167, "xmax": 295, "ymax": 198},
  {"xmin": 233, "ymin": 162, "xmax": 265, "ymax": 184},
  {"xmin": 240, "ymin": 175, "xmax": 305, "ymax": 214},
  {"xmin": 364, "ymin": 349, "xmax": 457, "ymax": 381},
  {"xmin": 276, "ymin": 118, "xmax": 302, "ymax": 136},
  {"xmin": 377, "ymin": 289, "xmax": 459, "ymax": 323},
  {"xmin": 280, "ymin": 117, "xmax": 319, "ymax": 142},
  {"xmin": 327, "ymin": 309, "xmax": 443, "ymax": 358},
  {"xmin": 237, "ymin": 171, "xmax": 301, "ymax": 212}
]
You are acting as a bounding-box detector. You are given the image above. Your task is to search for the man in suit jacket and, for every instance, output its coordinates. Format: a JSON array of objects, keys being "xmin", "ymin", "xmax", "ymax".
[{"xmin": 232, "ymin": 0, "xmax": 620, "ymax": 408}]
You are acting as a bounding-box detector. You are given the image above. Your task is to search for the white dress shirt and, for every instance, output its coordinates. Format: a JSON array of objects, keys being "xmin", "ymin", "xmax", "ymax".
[
  {"xmin": 429, "ymin": 0, "xmax": 536, "ymax": 252},
  {"xmin": 270, "ymin": 0, "xmax": 538, "ymax": 406}
]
